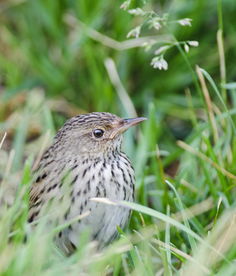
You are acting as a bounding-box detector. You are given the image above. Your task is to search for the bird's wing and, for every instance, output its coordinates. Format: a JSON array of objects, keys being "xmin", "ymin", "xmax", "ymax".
[
  {"xmin": 29, "ymin": 171, "xmax": 47, "ymax": 207},
  {"xmin": 29, "ymin": 148, "xmax": 53, "ymax": 217}
]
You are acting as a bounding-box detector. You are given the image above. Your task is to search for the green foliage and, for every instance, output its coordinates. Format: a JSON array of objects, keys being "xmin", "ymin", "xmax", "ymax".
[{"xmin": 1, "ymin": 0, "xmax": 236, "ymax": 275}]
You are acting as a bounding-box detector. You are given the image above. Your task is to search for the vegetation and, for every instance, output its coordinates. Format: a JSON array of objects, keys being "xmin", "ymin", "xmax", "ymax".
[{"xmin": 1, "ymin": 0, "xmax": 236, "ymax": 275}]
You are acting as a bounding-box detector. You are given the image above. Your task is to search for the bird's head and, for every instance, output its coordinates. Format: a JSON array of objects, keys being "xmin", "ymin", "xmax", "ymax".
[{"xmin": 53, "ymin": 112, "xmax": 146, "ymax": 158}]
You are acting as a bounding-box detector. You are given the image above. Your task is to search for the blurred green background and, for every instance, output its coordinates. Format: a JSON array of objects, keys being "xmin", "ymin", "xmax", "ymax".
[
  {"xmin": 1, "ymin": 0, "xmax": 235, "ymax": 114},
  {"xmin": 1, "ymin": 0, "xmax": 236, "ymax": 274},
  {"xmin": 1, "ymin": 0, "xmax": 236, "ymax": 167}
]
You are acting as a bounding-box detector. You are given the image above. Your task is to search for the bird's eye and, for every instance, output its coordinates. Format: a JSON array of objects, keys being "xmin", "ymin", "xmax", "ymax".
[{"xmin": 93, "ymin": 129, "xmax": 104, "ymax": 138}]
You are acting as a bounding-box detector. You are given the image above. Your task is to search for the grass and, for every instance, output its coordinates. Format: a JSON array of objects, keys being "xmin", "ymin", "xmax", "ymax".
[{"xmin": 1, "ymin": 0, "xmax": 236, "ymax": 275}]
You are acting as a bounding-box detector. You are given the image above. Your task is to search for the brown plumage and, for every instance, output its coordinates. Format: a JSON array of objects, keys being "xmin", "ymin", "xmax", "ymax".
[{"xmin": 28, "ymin": 112, "xmax": 146, "ymax": 255}]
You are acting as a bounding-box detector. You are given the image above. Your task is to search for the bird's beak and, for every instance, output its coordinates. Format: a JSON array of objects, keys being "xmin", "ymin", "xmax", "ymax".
[{"xmin": 110, "ymin": 117, "xmax": 147, "ymax": 139}]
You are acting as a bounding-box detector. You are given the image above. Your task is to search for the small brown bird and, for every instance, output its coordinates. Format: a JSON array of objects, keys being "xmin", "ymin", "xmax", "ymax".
[{"xmin": 28, "ymin": 112, "xmax": 146, "ymax": 255}]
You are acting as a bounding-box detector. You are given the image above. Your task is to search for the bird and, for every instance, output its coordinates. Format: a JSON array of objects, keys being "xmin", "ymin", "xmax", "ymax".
[{"xmin": 28, "ymin": 112, "xmax": 146, "ymax": 255}]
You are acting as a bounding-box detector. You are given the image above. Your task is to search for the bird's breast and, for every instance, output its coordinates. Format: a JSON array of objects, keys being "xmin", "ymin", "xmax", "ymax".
[{"xmin": 63, "ymin": 153, "xmax": 135, "ymax": 247}]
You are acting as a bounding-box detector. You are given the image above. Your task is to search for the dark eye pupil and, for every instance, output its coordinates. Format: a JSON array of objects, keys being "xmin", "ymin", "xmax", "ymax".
[{"xmin": 93, "ymin": 129, "xmax": 104, "ymax": 138}]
